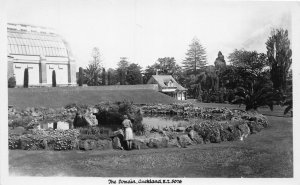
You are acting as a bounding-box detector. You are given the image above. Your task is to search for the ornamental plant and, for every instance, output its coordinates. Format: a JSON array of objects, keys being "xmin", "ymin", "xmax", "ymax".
[
  {"xmin": 8, "ymin": 129, "xmax": 80, "ymax": 151},
  {"xmin": 52, "ymin": 70, "xmax": 57, "ymax": 87},
  {"xmin": 78, "ymin": 67, "xmax": 83, "ymax": 86},
  {"xmin": 8, "ymin": 76, "xmax": 16, "ymax": 88},
  {"xmin": 8, "ymin": 134, "xmax": 21, "ymax": 149},
  {"xmin": 23, "ymin": 68, "xmax": 29, "ymax": 88},
  {"xmin": 95, "ymin": 100, "xmax": 145, "ymax": 134}
]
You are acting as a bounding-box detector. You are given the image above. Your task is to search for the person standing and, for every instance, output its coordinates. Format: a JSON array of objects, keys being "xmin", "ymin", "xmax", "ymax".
[{"xmin": 122, "ymin": 115, "xmax": 133, "ymax": 150}]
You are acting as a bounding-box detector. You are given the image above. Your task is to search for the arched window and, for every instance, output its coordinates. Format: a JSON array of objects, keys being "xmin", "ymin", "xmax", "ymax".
[{"xmin": 168, "ymin": 80, "xmax": 173, "ymax": 87}]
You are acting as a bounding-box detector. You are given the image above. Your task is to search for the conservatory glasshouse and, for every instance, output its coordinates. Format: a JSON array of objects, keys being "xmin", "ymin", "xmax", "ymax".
[{"xmin": 7, "ymin": 23, "xmax": 76, "ymax": 86}]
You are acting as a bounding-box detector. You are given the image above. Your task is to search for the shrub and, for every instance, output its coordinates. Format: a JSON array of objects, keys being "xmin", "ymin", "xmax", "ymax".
[
  {"xmin": 8, "ymin": 134, "xmax": 21, "ymax": 149},
  {"xmin": 132, "ymin": 123, "xmax": 146, "ymax": 136},
  {"xmin": 218, "ymin": 92, "xmax": 224, "ymax": 103},
  {"xmin": 102, "ymin": 68, "xmax": 106, "ymax": 85},
  {"xmin": 9, "ymin": 126, "xmax": 26, "ymax": 135},
  {"xmin": 96, "ymin": 100, "xmax": 145, "ymax": 134},
  {"xmin": 9, "ymin": 129, "xmax": 80, "ymax": 151},
  {"xmin": 77, "ymin": 126, "xmax": 103, "ymax": 135},
  {"xmin": 232, "ymin": 86, "xmax": 282, "ymax": 111},
  {"xmin": 9, "ymin": 117, "xmax": 33, "ymax": 128},
  {"xmin": 49, "ymin": 135, "xmax": 76, "ymax": 150},
  {"xmin": 78, "ymin": 67, "xmax": 83, "ymax": 86},
  {"xmin": 95, "ymin": 100, "xmax": 145, "ymax": 134},
  {"xmin": 43, "ymin": 129, "xmax": 80, "ymax": 150},
  {"xmin": 8, "ymin": 76, "xmax": 16, "ymax": 88},
  {"xmin": 52, "ymin": 70, "xmax": 56, "ymax": 87},
  {"xmin": 19, "ymin": 134, "xmax": 46, "ymax": 150},
  {"xmin": 23, "ymin": 68, "xmax": 29, "ymax": 88},
  {"xmin": 65, "ymin": 103, "xmax": 88, "ymax": 112},
  {"xmin": 77, "ymin": 133, "xmax": 110, "ymax": 141}
]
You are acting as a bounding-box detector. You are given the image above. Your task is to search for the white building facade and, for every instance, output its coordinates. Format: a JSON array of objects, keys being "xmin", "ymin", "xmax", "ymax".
[
  {"xmin": 147, "ymin": 75, "xmax": 187, "ymax": 100},
  {"xmin": 7, "ymin": 23, "xmax": 76, "ymax": 86}
]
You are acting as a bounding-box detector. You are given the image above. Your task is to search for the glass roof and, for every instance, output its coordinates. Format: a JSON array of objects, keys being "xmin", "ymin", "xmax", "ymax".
[{"xmin": 7, "ymin": 29, "xmax": 69, "ymax": 57}]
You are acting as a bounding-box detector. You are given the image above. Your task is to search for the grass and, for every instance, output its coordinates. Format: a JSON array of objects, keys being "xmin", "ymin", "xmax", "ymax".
[
  {"xmin": 9, "ymin": 87, "xmax": 290, "ymax": 117},
  {"xmin": 8, "ymin": 87, "xmax": 177, "ymax": 108},
  {"xmin": 8, "ymin": 88, "xmax": 292, "ymax": 177},
  {"xmin": 9, "ymin": 115, "xmax": 293, "ymax": 177}
]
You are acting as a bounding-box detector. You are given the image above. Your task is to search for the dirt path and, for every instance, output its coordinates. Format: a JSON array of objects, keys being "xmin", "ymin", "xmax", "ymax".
[{"xmin": 9, "ymin": 116, "xmax": 293, "ymax": 177}]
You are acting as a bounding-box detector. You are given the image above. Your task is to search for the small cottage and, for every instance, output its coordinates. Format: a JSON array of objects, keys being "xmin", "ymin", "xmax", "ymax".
[{"xmin": 147, "ymin": 75, "xmax": 187, "ymax": 100}]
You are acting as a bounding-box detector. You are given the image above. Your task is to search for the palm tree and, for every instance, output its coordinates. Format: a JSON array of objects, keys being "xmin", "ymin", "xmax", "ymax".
[
  {"xmin": 84, "ymin": 64, "xmax": 101, "ymax": 86},
  {"xmin": 283, "ymin": 98, "xmax": 292, "ymax": 115},
  {"xmin": 232, "ymin": 81, "xmax": 281, "ymax": 111}
]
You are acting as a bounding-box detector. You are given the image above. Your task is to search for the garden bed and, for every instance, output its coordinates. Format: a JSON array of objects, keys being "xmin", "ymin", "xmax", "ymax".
[{"xmin": 8, "ymin": 102, "xmax": 269, "ymax": 151}]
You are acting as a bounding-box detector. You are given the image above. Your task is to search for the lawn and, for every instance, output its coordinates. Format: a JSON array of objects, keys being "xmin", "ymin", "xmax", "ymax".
[
  {"xmin": 8, "ymin": 87, "xmax": 293, "ymax": 177},
  {"xmin": 9, "ymin": 115, "xmax": 293, "ymax": 177},
  {"xmin": 8, "ymin": 87, "xmax": 177, "ymax": 108}
]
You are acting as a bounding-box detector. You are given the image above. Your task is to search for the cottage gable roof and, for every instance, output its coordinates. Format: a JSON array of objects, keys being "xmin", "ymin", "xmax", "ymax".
[{"xmin": 148, "ymin": 75, "xmax": 187, "ymax": 91}]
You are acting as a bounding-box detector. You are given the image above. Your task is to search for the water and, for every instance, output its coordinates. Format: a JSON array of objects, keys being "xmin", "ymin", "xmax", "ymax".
[{"xmin": 142, "ymin": 116, "xmax": 189, "ymax": 129}]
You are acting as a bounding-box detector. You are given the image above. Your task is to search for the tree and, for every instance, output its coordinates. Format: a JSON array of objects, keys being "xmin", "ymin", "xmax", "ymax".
[
  {"xmin": 157, "ymin": 57, "xmax": 183, "ymax": 82},
  {"xmin": 283, "ymin": 84, "xmax": 292, "ymax": 115},
  {"xmin": 143, "ymin": 64, "xmax": 158, "ymax": 84},
  {"xmin": 84, "ymin": 64, "xmax": 101, "ymax": 86},
  {"xmin": 126, "ymin": 63, "xmax": 143, "ymax": 85},
  {"xmin": 23, "ymin": 68, "xmax": 29, "ymax": 88},
  {"xmin": 266, "ymin": 29, "xmax": 292, "ymax": 92},
  {"xmin": 226, "ymin": 49, "xmax": 282, "ymax": 110},
  {"xmin": 52, "ymin": 70, "xmax": 56, "ymax": 87},
  {"xmin": 143, "ymin": 57, "xmax": 183, "ymax": 83},
  {"xmin": 229, "ymin": 49, "xmax": 268, "ymax": 77},
  {"xmin": 214, "ymin": 51, "xmax": 226, "ymax": 88},
  {"xmin": 107, "ymin": 70, "xmax": 111, "ymax": 85},
  {"xmin": 227, "ymin": 49, "xmax": 269, "ymax": 91},
  {"xmin": 214, "ymin": 51, "xmax": 226, "ymax": 71},
  {"xmin": 91, "ymin": 47, "xmax": 102, "ymax": 67},
  {"xmin": 102, "ymin": 68, "xmax": 106, "ymax": 85},
  {"xmin": 117, "ymin": 57, "xmax": 129, "ymax": 69},
  {"xmin": 182, "ymin": 37, "xmax": 207, "ymax": 75},
  {"xmin": 219, "ymin": 65, "xmax": 241, "ymax": 90},
  {"xmin": 199, "ymin": 66, "xmax": 219, "ymax": 91},
  {"xmin": 157, "ymin": 57, "xmax": 180, "ymax": 75},
  {"xmin": 78, "ymin": 67, "xmax": 83, "ymax": 86},
  {"xmin": 232, "ymin": 81, "xmax": 281, "ymax": 111},
  {"xmin": 117, "ymin": 57, "xmax": 129, "ymax": 85},
  {"xmin": 107, "ymin": 68, "xmax": 118, "ymax": 85},
  {"xmin": 186, "ymin": 66, "xmax": 219, "ymax": 99},
  {"xmin": 84, "ymin": 47, "xmax": 102, "ymax": 86}
]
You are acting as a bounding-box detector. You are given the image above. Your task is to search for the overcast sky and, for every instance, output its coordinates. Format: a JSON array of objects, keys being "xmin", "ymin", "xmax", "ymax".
[{"xmin": 6, "ymin": 0, "xmax": 294, "ymax": 70}]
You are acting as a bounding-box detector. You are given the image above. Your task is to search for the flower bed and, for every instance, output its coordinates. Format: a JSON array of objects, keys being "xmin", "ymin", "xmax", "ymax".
[
  {"xmin": 8, "ymin": 102, "xmax": 269, "ymax": 151},
  {"xmin": 140, "ymin": 103, "xmax": 269, "ymax": 145},
  {"xmin": 9, "ymin": 129, "xmax": 80, "ymax": 150}
]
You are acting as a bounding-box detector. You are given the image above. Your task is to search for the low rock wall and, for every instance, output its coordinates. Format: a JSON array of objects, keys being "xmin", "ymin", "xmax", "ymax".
[{"xmin": 8, "ymin": 103, "xmax": 269, "ymax": 151}]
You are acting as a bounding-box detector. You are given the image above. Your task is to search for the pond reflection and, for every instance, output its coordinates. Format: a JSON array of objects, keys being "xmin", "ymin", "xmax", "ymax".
[{"xmin": 142, "ymin": 116, "xmax": 190, "ymax": 129}]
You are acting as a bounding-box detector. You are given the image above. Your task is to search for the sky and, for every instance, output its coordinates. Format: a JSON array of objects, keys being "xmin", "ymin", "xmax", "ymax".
[{"xmin": 5, "ymin": 0, "xmax": 294, "ymax": 70}]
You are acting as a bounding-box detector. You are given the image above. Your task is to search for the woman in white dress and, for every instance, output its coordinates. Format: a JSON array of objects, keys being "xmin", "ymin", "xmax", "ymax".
[{"xmin": 122, "ymin": 115, "xmax": 133, "ymax": 150}]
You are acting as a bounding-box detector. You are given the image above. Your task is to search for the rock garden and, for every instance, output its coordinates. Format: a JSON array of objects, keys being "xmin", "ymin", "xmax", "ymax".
[{"xmin": 8, "ymin": 101, "xmax": 269, "ymax": 151}]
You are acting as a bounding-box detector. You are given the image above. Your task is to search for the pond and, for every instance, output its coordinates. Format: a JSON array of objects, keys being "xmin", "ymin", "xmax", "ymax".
[{"xmin": 142, "ymin": 116, "xmax": 190, "ymax": 129}]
